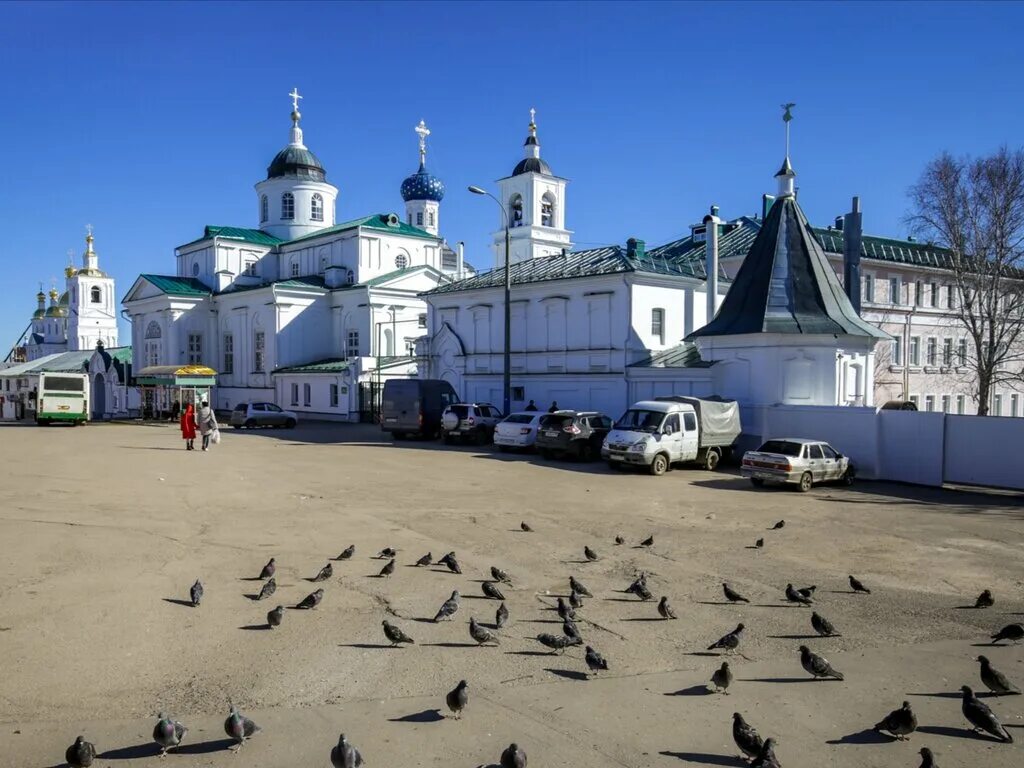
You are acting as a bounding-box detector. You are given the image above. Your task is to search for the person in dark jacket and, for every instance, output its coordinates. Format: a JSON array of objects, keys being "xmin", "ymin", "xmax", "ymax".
[
  {"xmin": 548, "ymin": 401, "xmax": 559, "ymax": 413},
  {"xmin": 525, "ymin": 400, "xmax": 538, "ymax": 412}
]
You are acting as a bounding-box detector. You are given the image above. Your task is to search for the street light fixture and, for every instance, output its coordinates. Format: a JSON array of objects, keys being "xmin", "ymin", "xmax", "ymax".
[{"xmin": 468, "ymin": 185, "xmax": 513, "ymax": 416}]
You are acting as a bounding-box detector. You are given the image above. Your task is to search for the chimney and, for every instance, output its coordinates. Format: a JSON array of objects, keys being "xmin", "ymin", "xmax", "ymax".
[
  {"xmin": 842, "ymin": 196, "xmax": 863, "ymax": 314},
  {"xmin": 704, "ymin": 205, "xmax": 721, "ymax": 324},
  {"xmin": 626, "ymin": 238, "xmax": 645, "ymax": 260},
  {"xmin": 456, "ymin": 241, "xmax": 464, "ymax": 279},
  {"xmin": 834, "ymin": 216, "xmax": 844, "ymax": 232}
]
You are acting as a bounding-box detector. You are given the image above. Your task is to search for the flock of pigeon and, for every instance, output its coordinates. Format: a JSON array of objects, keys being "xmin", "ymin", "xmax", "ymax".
[{"xmin": 60, "ymin": 517, "xmax": 1023, "ymax": 768}]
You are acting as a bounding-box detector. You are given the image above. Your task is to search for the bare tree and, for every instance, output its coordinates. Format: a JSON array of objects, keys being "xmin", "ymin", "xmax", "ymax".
[{"xmin": 906, "ymin": 148, "xmax": 1024, "ymax": 415}]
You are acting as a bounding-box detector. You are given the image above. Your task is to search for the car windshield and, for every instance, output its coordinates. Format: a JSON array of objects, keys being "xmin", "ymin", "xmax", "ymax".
[
  {"xmin": 539, "ymin": 414, "xmax": 573, "ymax": 428},
  {"xmin": 615, "ymin": 409, "xmax": 663, "ymax": 432},
  {"xmin": 757, "ymin": 440, "xmax": 804, "ymax": 457},
  {"xmin": 503, "ymin": 414, "xmax": 535, "ymax": 424}
]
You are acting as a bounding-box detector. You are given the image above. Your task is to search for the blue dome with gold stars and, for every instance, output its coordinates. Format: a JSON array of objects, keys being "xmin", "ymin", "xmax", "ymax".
[{"xmin": 400, "ymin": 163, "xmax": 445, "ymax": 203}]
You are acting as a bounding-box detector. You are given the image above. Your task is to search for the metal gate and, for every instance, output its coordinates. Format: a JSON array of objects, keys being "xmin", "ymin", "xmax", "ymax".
[{"xmin": 358, "ymin": 381, "xmax": 381, "ymax": 423}]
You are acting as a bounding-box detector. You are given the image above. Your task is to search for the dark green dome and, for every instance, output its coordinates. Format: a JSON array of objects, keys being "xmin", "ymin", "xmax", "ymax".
[{"xmin": 267, "ymin": 146, "xmax": 326, "ymax": 181}]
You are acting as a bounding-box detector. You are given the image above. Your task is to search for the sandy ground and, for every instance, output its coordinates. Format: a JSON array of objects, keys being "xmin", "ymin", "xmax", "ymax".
[{"xmin": 0, "ymin": 420, "xmax": 1022, "ymax": 768}]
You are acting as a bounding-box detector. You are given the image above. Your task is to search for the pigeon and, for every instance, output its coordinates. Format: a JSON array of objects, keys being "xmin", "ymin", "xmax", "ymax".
[
  {"xmin": 785, "ymin": 583, "xmax": 813, "ymax": 606},
  {"xmin": 635, "ymin": 582, "xmax": 653, "ymax": 601},
  {"xmin": 446, "ymin": 679, "xmax": 468, "ymax": 719},
  {"xmin": 491, "ymin": 566, "xmax": 512, "ymax": 584},
  {"xmin": 312, "ymin": 562, "xmax": 333, "ymax": 582},
  {"xmin": 811, "ymin": 611, "xmax": 838, "ymax": 637},
  {"xmin": 732, "ymin": 713, "xmax": 764, "ymax": 761},
  {"xmin": 626, "ymin": 572, "xmax": 648, "ymax": 595},
  {"xmin": 585, "ymin": 645, "xmax": 608, "ymax": 674},
  {"xmin": 500, "ymin": 743, "xmax": 527, "ymax": 768},
  {"xmin": 444, "ymin": 555, "xmax": 462, "ymax": 574},
  {"xmin": 960, "ymin": 685, "xmax": 1013, "ymax": 742},
  {"xmin": 376, "ymin": 547, "xmax": 396, "ymax": 559},
  {"xmin": 258, "ymin": 558, "xmax": 276, "ymax": 579},
  {"xmin": 224, "ymin": 705, "xmax": 261, "ymax": 749},
  {"xmin": 569, "ymin": 576, "xmax": 593, "ymax": 598},
  {"xmin": 153, "ymin": 712, "xmax": 188, "ymax": 756},
  {"xmin": 482, "ymin": 581, "xmax": 506, "ymax": 600},
  {"xmin": 708, "ymin": 624, "xmax": 745, "ymax": 653},
  {"xmin": 382, "ymin": 620, "xmax": 414, "ymax": 646},
  {"xmin": 750, "ymin": 737, "xmax": 781, "ymax": 768},
  {"xmin": 990, "ymin": 623, "xmax": 1024, "ymax": 644},
  {"xmin": 256, "ymin": 577, "xmax": 277, "ymax": 601},
  {"xmin": 569, "ymin": 590, "xmax": 585, "ymax": 609},
  {"xmin": 433, "ymin": 591, "xmax": 461, "ymax": 622},
  {"xmin": 65, "ymin": 736, "xmax": 96, "ymax": 768},
  {"xmin": 849, "ymin": 575, "xmax": 871, "ymax": 594},
  {"xmin": 711, "ymin": 661, "xmax": 733, "ymax": 694},
  {"xmin": 658, "ymin": 596, "xmax": 677, "ymax": 619},
  {"xmin": 330, "ymin": 733, "xmax": 363, "ymax": 768},
  {"xmin": 295, "ymin": 588, "xmax": 324, "ymax": 610},
  {"xmin": 640, "ymin": 535, "xmax": 654, "ymax": 547},
  {"xmin": 974, "ymin": 589, "xmax": 994, "ymax": 608},
  {"xmin": 614, "ymin": 535, "xmax": 625, "ymax": 545},
  {"xmin": 770, "ymin": 520, "xmax": 785, "ymax": 530},
  {"xmin": 496, "ymin": 601, "xmax": 509, "ymax": 629},
  {"xmin": 190, "ymin": 579, "xmax": 203, "ymax": 607},
  {"xmin": 537, "ymin": 633, "xmax": 573, "ymax": 653},
  {"xmin": 796, "ymin": 585, "xmax": 817, "ymax": 599},
  {"xmin": 977, "ymin": 655, "xmax": 1021, "ymax": 696},
  {"xmin": 873, "ymin": 700, "xmax": 917, "ymax": 740},
  {"xmin": 415, "ymin": 552, "xmax": 433, "ymax": 567},
  {"xmin": 799, "ymin": 645, "xmax": 844, "ymax": 680},
  {"xmin": 557, "ymin": 597, "xmax": 576, "ymax": 622},
  {"xmin": 267, "ymin": 605, "xmax": 284, "ymax": 628},
  {"xmin": 469, "ymin": 616, "xmax": 499, "ymax": 646},
  {"xmin": 378, "ymin": 558, "xmax": 395, "ymax": 577},
  {"xmin": 437, "ymin": 551, "xmax": 456, "ymax": 568},
  {"xmin": 723, "ymin": 583, "xmax": 750, "ymax": 603},
  {"xmin": 336, "ymin": 545, "xmax": 355, "ymax": 561},
  {"xmin": 755, "ymin": 538, "xmax": 764, "ymax": 548},
  {"xmin": 520, "ymin": 522, "xmax": 533, "ymax": 532},
  {"xmin": 584, "ymin": 546, "xmax": 599, "ymax": 561},
  {"xmin": 918, "ymin": 747, "xmax": 937, "ymax": 768},
  {"xmin": 563, "ymin": 618, "xmax": 582, "ymax": 644}
]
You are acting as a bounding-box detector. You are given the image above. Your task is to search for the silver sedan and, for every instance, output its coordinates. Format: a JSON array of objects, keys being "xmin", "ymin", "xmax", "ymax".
[{"xmin": 741, "ymin": 438, "xmax": 854, "ymax": 492}]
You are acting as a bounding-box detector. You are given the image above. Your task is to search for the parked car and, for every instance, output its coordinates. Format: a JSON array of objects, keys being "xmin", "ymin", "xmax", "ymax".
[
  {"xmin": 230, "ymin": 402, "xmax": 298, "ymax": 429},
  {"xmin": 441, "ymin": 403, "xmax": 504, "ymax": 444},
  {"xmin": 535, "ymin": 410, "xmax": 613, "ymax": 461},
  {"xmin": 493, "ymin": 412, "xmax": 544, "ymax": 451},
  {"xmin": 741, "ymin": 438, "xmax": 854, "ymax": 492},
  {"xmin": 602, "ymin": 397, "xmax": 741, "ymax": 475},
  {"xmin": 381, "ymin": 379, "xmax": 460, "ymax": 439}
]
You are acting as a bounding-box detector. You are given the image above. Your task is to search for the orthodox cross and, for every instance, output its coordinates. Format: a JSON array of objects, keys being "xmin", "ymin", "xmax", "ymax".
[
  {"xmin": 85, "ymin": 223, "xmax": 93, "ymax": 237},
  {"xmin": 415, "ymin": 120, "xmax": 430, "ymax": 164},
  {"xmin": 289, "ymin": 88, "xmax": 303, "ymax": 112},
  {"xmin": 781, "ymin": 103, "xmax": 795, "ymax": 157}
]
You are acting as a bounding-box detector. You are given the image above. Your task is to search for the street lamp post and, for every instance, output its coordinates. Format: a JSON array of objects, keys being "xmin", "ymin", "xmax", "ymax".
[{"xmin": 468, "ymin": 185, "xmax": 512, "ymax": 416}]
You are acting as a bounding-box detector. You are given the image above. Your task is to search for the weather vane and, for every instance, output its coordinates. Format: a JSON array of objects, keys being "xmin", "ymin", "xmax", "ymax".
[
  {"xmin": 781, "ymin": 103, "xmax": 795, "ymax": 157},
  {"xmin": 289, "ymin": 87, "xmax": 302, "ymax": 112}
]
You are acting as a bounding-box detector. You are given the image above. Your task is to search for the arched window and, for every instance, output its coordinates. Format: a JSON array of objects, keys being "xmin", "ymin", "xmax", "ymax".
[
  {"xmin": 541, "ymin": 193, "xmax": 555, "ymax": 227},
  {"xmin": 510, "ymin": 194, "xmax": 524, "ymax": 227},
  {"xmin": 281, "ymin": 192, "xmax": 295, "ymax": 220},
  {"xmin": 311, "ymin": 193, "xmax": 323, "ymax": 222},
  {"xmin": 90, "ymin": 286, "xmax": 102, "ymax": 304},
  {"xmin": 291, "ymin": 258, "xmax": 300, "ymax": 277},
  {"xmin": 395, "ymin": 253, "xmax": 409, "ymax": 269},
  {"xmin": 383, "ymin": 328, "xmax": 395, "ymax": 357},
  {"xmin": 192, "ymin": 262, "xmax": 200, "ymax": 277},
  {"xmin": 260, "ymin": 195, "xmax": 268, "ymax": 222},
  {"xmin": 427, "ymin": 210, "xmax": 435, "ymax": 227},
  {"xmin": 145, "ymin": 321, "xmax": 162, "ymax": 339}
]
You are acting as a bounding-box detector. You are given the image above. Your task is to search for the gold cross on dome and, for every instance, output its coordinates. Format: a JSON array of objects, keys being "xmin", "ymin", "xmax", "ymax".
[
  {"xmin": 85, "ymin": 223, "xmax": 93, "ymax": 236},
  {"xmin": 289, "ymin": 88, "xmax": 303, "ymax": 111},
  {"xmin": 529, "ymin": 107, "xmax": 536, "ymax": 125}
]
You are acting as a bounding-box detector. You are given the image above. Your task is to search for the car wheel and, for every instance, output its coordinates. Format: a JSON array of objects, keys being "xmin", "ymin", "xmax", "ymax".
[
  {"xmin": 244, "ymin": 419, "xmax": 256, "ymax": 429},
  {"xmin": 443, "ymin": 432, "xmax": 454, "ymax": 445},
  {"xmin": 477, "ymin": 429, "xmax": 490, "ymax": 446},
  {"xmin": 798, "ymin": 472, "xmax": 813, "ymax": 492},
  {"xmin": 649, "ymin": 453, "xmax": 669, "ymax": 476},
  {"xmin": 750, "ymin": 477, "xmax": 765, "ymax": 487},
  {"xmin": 841, "ymin": 467, "xmax": 855, "ymax": 486},
  {"xmin": 233, "ymin": 425, "xmax": 242, "ymax": 430},
  {"xmin": 703, "ymin": 449, "xmax": 720, "ymax": 471}
]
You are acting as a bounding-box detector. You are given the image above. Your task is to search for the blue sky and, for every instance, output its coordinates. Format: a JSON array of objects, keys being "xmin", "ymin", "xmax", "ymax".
[{"xmin": 2, "ymin": 1, "xmax": 1023, "ymax": 348}]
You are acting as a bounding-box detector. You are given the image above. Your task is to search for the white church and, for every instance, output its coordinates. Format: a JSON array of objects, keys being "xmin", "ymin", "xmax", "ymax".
[{"xmin": 122, "ymin": 91, "xmax": 470, "ymax": 419}]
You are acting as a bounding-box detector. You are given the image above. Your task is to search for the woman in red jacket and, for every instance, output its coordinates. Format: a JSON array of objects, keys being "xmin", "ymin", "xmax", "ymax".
[{"xmin": 180, "ymin": 402, "xmax": 197, "ymax": 450}]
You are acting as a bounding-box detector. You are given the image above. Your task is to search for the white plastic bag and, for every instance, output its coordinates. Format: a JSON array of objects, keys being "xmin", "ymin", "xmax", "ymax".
[{"xmin": 211, "ymin": 428, "xmax": 221, "ymax": 445}]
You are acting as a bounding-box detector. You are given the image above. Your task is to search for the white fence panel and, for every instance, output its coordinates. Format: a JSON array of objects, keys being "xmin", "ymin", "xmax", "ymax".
[
  {"xmin": 943, "ymin": 414, "xmax": 1024, "ymax": 490},
  {"xmin": 877, "ymin": 410, "xmax": 945, "ymax": 486},
  {"xmin": 760, "ymin": 405, "xmax": 880, "ymax": 479}
]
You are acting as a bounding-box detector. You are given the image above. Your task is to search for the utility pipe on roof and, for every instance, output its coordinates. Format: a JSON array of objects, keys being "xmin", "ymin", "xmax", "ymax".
[{"xmin": 704, "ymin": 206, "xmax": 721, "ymax": 325}]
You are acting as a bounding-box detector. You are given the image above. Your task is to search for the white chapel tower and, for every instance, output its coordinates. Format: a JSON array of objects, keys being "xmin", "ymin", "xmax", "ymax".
[
  {"xmin": 67, "ymin": 227, "xmax": 118, "ymax": 350},
  {"xmin": 493, "ymin": 109, "xmax": 573, "ymax": 266}
]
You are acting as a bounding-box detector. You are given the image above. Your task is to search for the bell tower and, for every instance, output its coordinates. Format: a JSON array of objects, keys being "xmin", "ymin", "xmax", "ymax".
[{"xmin": 67, "ymin": 226, "xmax": 119, "ymax": 350}]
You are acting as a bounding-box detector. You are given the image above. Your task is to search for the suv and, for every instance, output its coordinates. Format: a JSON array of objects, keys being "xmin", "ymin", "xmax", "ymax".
[
  {"xmin": 441, "ymin": 403, "xmax": 504, "ymax": 445},
  {"xmin": 535, "ymin": 410, "xmax": 613, "ymax": 461},
  {"xmin": 230, "ymin": 402, "xmax": 298, "ymax": 429}
]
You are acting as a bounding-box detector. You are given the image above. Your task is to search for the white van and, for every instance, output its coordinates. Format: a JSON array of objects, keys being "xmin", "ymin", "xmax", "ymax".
[{"xmin": 602, "ymin": 397, "xmax": 741, "ymax": 476}]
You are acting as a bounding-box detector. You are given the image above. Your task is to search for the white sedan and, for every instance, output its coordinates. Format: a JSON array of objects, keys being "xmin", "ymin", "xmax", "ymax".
[
  {"xmin": 493, "ymin": 412, "xmax": 544, "ymax": 451},
  {"xmin": 742, "ymin": 438, "xmax": 854, "ymax": 492}
]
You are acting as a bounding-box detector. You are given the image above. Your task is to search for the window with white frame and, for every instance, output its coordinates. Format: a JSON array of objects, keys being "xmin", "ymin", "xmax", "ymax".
[
  {"xmin": 290, "ymin": 383, "xmax": 299, "ymax": 405},
  {"xmin": 416, "ymin": 211, "xmax": 423, "ymax": 226},
  {"xmin": 909, "ymin": 394, "xmax": 920, "ymax": 408},
  {"xmin": 418, "ymin": 313, "xmax": 427, "ymax": 329},
  {"xmin": 291, "ymin": 259, "xmax": 300, "ymax": 277},
  {"xmin": 926, "ymin": 337, "xmax": 937, "ymax": 366},
  {"xmin": 407, "ymin": 213, "xmax": 412, "ymax": 225},
  {"xmin": 254, "ymin": 331, "xmax": 265, "ymax": 372},
  {"xmin": 651, "ymin": 308, "xmax": 665, "ymax": 344},
  {"xmin": 260, "ymin": 195, "xmax": 268, "ymax": 222},
  {"xmin": 428, "ymin": 210, "xmax": 435, "ymax": 227},
  {"xmin": 863, "ymin": 274, "xmax": 874, "ymax": 303},
  {"xmin": 993, "ymin": 394, "xmax": 1003, "ymax": 416},
  {"xmin": 541, "ymin": 194, "xmax": 555, "ymax": 227},
  {"xmin": 928, "ymin": 282, "xmax": 938, "ymax": 307},
  {"xmin": 346, "ymin": 330, "xmax": 359, "ymax": 357},
  {"xmin": 924, "ymin": 394, "xmax": 935, "ymax": 412},
  {"xmin": 1010, "ymin": 393, "xmax": 1019, "ymax": 417},
  {"xmin": 303, "ymin": 383, "xmax": 311, "ymax": 406},
  {"xmin": 146, "ymin": 341, "xmax": 159, "ymax": 366},
  {"xmin": 942, "ymin": 338, "xmax": 952, "ymax": 366},
  {"xmin": 510, "ymin": 194, "xmax": 524, "ymax": 227},
  {"xmin": 395, "ymin": 253, "xmax": 409, "ymax": 269},
  {"xmin": 910, "ymin": 336, "xmax": 921, "ymax": 366},
  {"xmin": 281, "ymin": 192, "xmax": 294, "ymax": 220},
  {"xmin": 947, "ymin": 284, "xmax": 957, "ymax": 309},
  {"xmin": 889, "ymin": 277, "xmax": 900, "ymax": 304},
  {"xmin": 914, "ymin": 280, "xmax": 923, "ymax": 306},
  {"xmin": 957, "ymin": 338, "xmax": 967, "ymax": 366},
  {"xmin": 187, "ymin": 333, "xmax": 202, "ymax": 365},
  {"xmin": 311, "ymin": 193, "xmax": 323, "ymax": 222},
  {"xmin": 892, "ymin": 337, "xmax": 902, "ymax": 365},
  {"xmin": 330, "ymin": 383, "xmax": 339, "ymax": 408},
  {"xmin": 956, "ymin": 394, "xmax": 965, "ymax": 414},
  {"xmin": 441, "ymin": 250, "xmax": 457, "ymax": 270},
  {"xmin": 223, "ymin": 333, "xmax": 234, "ymax": 374},
  {"xmin": 90, "ymin": 286, "xmax": 102, "ymax": 304},
  {"xmin": 941, "ymin": 394, "xmax": 951, "ymax": 413},
  {"xmin": 244, "ymin": 260, "xmax": 258, "ymax": 277}
]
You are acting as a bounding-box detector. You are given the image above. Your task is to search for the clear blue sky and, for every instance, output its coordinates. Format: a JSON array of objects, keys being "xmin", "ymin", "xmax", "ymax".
[{"xmin": 3, "ymin": 1, "xmax": 1023, "ymax": 349}]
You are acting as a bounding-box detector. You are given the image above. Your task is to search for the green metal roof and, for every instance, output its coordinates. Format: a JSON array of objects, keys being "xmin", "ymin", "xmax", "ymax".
[
  {"xmin": 273, "ymin": 358, "xmax": 351, "ymax": 374},
  {"xmin": 814, "ymin": 228, "xmax": 956, "ymax": 269},
  {"xmin": 219, "ymin": 275, "xmax": 327, "ymax": 295},
  {"xmin": 35, "ymin": 350, "xmax": 94, "ymax": 373},
  {"xmin": 179, "ymin": 226, "xmax": 284, "ymax": 249},
  {"xmin": 139, "ymin": 274, "xmax": 212, "ymax": 296},
  {"xmin": 630, "ymin": 342, "xmax": 713, "ymax": 369},
  {"xmin": 285, "ymin": 214, "xmax": 441, "ymax": 245}
]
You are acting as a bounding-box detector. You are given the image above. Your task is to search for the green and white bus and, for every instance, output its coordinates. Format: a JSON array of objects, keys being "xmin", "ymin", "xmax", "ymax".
[{"xmin": 36, "ymin": 372, "xmax": 90, "ymax": 425}]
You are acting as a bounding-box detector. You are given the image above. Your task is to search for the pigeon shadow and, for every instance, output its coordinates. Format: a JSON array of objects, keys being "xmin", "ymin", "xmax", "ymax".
[
  {"xmin": 239, "ymin": 577, "xmax": 264, "ymax": 582},
  {"xmin": 826, "ymin": 590, "xmax": 861, "ymax": 595},
  {"xmin": 658, "ymin": 751, "xmax": 744, "ymax": 766},
  {"xmin": 752, "ymin": 603, "xmax": 802, "ymax": 609},
  {"xmin": 696, "ymin": 601, "xmax": 742, "ymax": 606},
  {"xmin": 545, "ymin": 667, "xmax": 589, "ymax": 681},
  {"xmin": 239, "ymin": 623, "xmax": 271, "ymax": 631},
  {"xmin": 917, "ymin": 724, "xmax": 1004, "ymax": 742},
  {"xmin": 423, "ymin": 642, "xmax": 479, "ymax": 648},
  {"xmin": 161, "ymin": 598, "xmax": 196, "ymax": 608},
  {"xmin": 175, "ymin": 739, "xmax": 237, "ymax": 755},
  {"xmin": 463, "ymin": 594, "xmax": 498, "ymax": 601},
  {"xmin": 954, "ymin": 605, "xmax": 984, "ymax": 610},
  {"xmin": 826, "ymin": 728, "xmax": 894, "ymax": 745},
  {"xmin": 524, "ymin": 618, "xmax": 561, "ymax": 624},
  {"xmin": 604, "ymin": 597, "xmax": 646, "ymax": 603},
  {"xmin": 621, "ymin": 617, "xmax": 668, "ymax": 622},
  {"xmin": 908, "ymin": 691, "xmax": 962, "ymax": 699},
  {"xmin": 339, "ymin": 643, "xmax": 398, "ymax": 649},
  {"xmin": 388, "ymin": 708, "xmax": 445, "ymax": 723},
  {"xmin": 412, "ymin": 617, "xmax": 442, "ymax": 624},
  {"xmin": 768, "ymin": 634, "xmax": 829, "ymax": 640},
  {"xmin": 687, "ymin": 651, "xmax": 723, "ymax": 657},
  {"xmin": 664, "ymin": 684, "xmax": 712, "ymax": 697},
  {"xmin": 99, "ymin": 742, "xmax": 162, "ymax": 760},
  {"xmin": 970, "ymin": 642, "xmax": 1004, "ymax": 647},
  {"xmin": 244, "ymin": 594, "xmax": 266, "ymax": 601},
  {"xmin": 740, "ymin": 677, "xmax": 816, "ymax": 684},
  {"xmin": 506, "ymin": 650, "xmax": 559, "ymax": 657}
]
